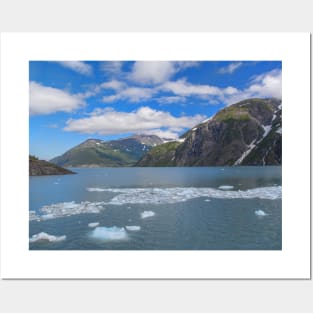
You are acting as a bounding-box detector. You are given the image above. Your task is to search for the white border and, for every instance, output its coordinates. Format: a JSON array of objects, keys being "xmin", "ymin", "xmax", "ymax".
[{"xmin": 0, "ymin": 33, "xmax": 310, "ymax": 279}]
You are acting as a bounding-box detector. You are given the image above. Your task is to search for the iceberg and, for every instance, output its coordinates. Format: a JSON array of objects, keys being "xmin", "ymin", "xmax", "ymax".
[
  {"xmin": 29, "ymin": 232, "xmax": 66, "ymax": 243},
  {"xmin": 125, "ymin": 225, "xmax": 141, "ymax": 231},
  {"xmin": 90, "ymin": 226, "xmax": 128, "ymax": 241},
  {"xmin": 141, "ymin": 211, "xmax": 155, "ymax": 219},
  {"xmin": 255, "ymin": 209, "xmax": 268, "ymax": 216},
  {"xmin": 88, "ymin": 222, "xmax": 100, "ymax": 228}
]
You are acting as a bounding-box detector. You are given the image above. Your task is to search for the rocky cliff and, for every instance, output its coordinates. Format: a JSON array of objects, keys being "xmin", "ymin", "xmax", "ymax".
[
  {"xmin": 137, "ymin": 98, "xmax": 282, "ymax": 166},
  {"xmin": 29, "ymin": 156, "xmax": 76, "ymax": 176}
]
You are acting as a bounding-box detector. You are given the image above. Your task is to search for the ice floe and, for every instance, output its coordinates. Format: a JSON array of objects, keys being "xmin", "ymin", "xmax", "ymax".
[
  {"xmin": 31, "ymin": 201, "xmax": 106, "ymax": 221},
  {"xmin": 29, "ymin": 210, "xmax": 40, "ymax": 221},
  {"xmin": 97, "ymin": 186, "xmax": 281, "ymax": 205},
  {"xmin": 87, "ymin": 187, "xmax": 106, "ymax": 192},
  {"xmin": 29, "ymin": 232, "xmax": 66, "ymax": 243},
  {"xmin": 255, "ymin": 210, "xmax": 268, "ymax": 216},
  {"xmin": 90, "ymin": 226, "xmax": 128, "ymax": 241},
  {"xmin": 218, "ymin": 185, "xmax": 234, "ymax": 190},
  {"xmin": 141, "ymin": 211, "xmax": 155, "ymax": 219},
  {"xmin": 125, "ymin": 225, "xmax": 141, "ymax": 231},
  {"xmin": 88, "ymin": 222, "xmax": 100, "ymax": 228}
]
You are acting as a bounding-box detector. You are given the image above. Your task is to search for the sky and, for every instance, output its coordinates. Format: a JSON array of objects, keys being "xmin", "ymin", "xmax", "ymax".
[{"xmin": 29, "ymin": 61, "xmax": 282, "ymax": 160}]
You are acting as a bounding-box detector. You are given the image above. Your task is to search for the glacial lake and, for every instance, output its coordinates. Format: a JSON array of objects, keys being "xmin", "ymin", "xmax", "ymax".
[{"xmin": 29, "ymin": 166, "xmax": 282, "ymax": 250}]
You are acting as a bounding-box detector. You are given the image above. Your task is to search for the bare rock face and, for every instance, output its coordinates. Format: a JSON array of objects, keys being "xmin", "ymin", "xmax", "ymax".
[
  {"xmin": 29, "ymin": 156, "xmax": 75, "ymax": 176},
  {"xmin": 137, "ymin": 98, "xmax": 282, "ymax": 167}
]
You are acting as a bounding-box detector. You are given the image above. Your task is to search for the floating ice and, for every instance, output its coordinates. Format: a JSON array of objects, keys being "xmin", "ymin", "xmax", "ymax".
[
  {"xmin": 204, "ymin": 199, "xmax": 211, "ymax": 202},
  {"xmin": 255, "ymin": 210, "xmax": 268, "ymax": 216},
  {"xmin": 87, "ymin": 188, "xmax": 106, "ymax": 192},
  {"xmin": 141, "ymin": 211, "xmax": 155, "ymax": 219},
  {"xmin": 90, "ymin": 226, "xmax": 128, "ymax": 241},
  {"xmin": 88, "ymin": 222, "xmax": 100, "ymax": 228},
  {"xmin": 31, "ymin": 201, "xmax": 106, "ymax": 221},
  {"xmin": 29, "ymin": 210, "xmax": 39, "ymax": 221},
  {"xmin": 125, "ymin": 225, "xmax": 141, "ymax": 231},
  {"xmin": 98, "ymin": 186, "xmax": 281, "ymax": 205},
  {"xmin": 218, "ymin": 185, "xmax": 234, "ymax": 190},
  {"xmin": 29, "ymin": 232, "xmax": 66, "ymax": 243}
]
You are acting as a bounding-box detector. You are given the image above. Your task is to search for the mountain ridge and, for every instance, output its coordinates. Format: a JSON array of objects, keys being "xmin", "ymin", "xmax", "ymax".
[
  {"xmin": 50, "ymin": 134, "xmax": 165, "ymax": 167},
  {"xmin": 137, "ymin": 98, "xmax": 282, "ymax": 166}
]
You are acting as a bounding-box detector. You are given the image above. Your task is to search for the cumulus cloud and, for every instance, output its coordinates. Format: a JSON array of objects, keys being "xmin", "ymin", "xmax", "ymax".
[
  {"xmin": 129, "ymin": 61, "xmax": 199, "ymax": 85},
  {"xmin": 247, "ymin": 69, "xmax": 282, "ymax": 99},
  {"xmin": 102, "ymin": 86, "xmax": 156, "ymax": 103},
  {"xmin": 225, "ymin": 69, "xmax": 282, "ymax": 105},
  {"xmin": 218, "ymin": 62, "xmax": 243, "ymax": 74},
  {"xmin": 130, "ymin": 61, "xmax": 176, "ymax": 84},
  {"xmin": 101, "ymin": 61, "xmax": 123, "ymax": 75},
  {"xmin": 30, "ymin": 82, "xmax": 85, "ymax": 115},
  {"xmin": 64, "ymin": 106, "xmax": 205, "ymax": 136},
  {"xmin": 142, "ymin": 128, "xmax": 183, "ymax": 139},
  {"xmin": 101, "ymin": 80, "xmax": 126, "ymax": 91},
  {"xmin": 160, "ymin": 79, "xmax": 222, "ymax": 97},
  {"xmin": 57, "ymin": 61, "xmax": 92, "ymax": 76},
  {"xmin": 99, "ymin": 67, "xmax": 281, "ymax": 106}
]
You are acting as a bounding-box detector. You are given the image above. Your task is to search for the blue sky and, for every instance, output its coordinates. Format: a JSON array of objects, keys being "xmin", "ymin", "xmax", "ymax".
[{"xmin": 29, "ymin": 61, "xmax": 282, "ymax": 160}]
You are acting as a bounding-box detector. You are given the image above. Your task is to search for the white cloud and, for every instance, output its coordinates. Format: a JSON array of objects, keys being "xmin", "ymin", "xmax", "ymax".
[
  {"xmin": 30, "ymin": 82, "xmax": 85, "ymax": 115},
  {"xmin": 129, "ymin": 61, "xmax": 199, "ymax": 85},
  {"xmin": 161, "ymin": 79, "xmax": 222, "ymax": 97},
  {"xmin": 101, "ymin": 61, "xmax": 123, "ymax": 75},
  {"xmin": 225, "ymin": 69, "xmax": 282, "ymax": 105},
  {"xmin": 101, "ymin": 80, "xmax": 126, "ymax": 91},
  {"xmin": 130, "ymin": 61, "xmax": 176, "ymax": 84},
  {"xmin": 102, "ymin": 86, "xmax": 156, "ymax": 103},
  {"xmin": 142, "ymin": 128, "xmax": 182, "ymax": 139},
  {"xmin": 64, "ymin": 106, "xmax": 205, "ymax": 135},
  {"xmin": 58, "ymin": 61, "xmax": 92, "ymax": 76},
  {"xmin": 176, "ymin": 61, "xmax": 200, "ymax": 70},
  {"xmin": 247, "ymin": 69, "xmax": 282, "ymax": 99},
  {"xmin": 218, "ymin": 62, "xmax": 243, "ymax": 74}
]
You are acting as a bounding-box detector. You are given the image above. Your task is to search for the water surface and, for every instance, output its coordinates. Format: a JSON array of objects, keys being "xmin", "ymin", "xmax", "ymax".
[{"xmin": 29, "ymin": 166, "xmax": 282, "ymax": 250}]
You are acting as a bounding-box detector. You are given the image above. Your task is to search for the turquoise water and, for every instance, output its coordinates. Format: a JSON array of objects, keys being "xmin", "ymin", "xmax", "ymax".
[{"xmin": 29, "ymin": 166, "xmax": 282, "ymax": 250}]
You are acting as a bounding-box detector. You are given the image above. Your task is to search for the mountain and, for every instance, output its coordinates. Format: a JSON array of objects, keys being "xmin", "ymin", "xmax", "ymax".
[
  {"xmin": 136, "ymin": 98, "xmax": 282, "ymax": 166},
  {"xmin": 29, "ymin": 155, "xmax": 75, "ymax": 176},
  {"xmin": 50, "ymin": 134, "xmax": 164, "ymax": 167}
]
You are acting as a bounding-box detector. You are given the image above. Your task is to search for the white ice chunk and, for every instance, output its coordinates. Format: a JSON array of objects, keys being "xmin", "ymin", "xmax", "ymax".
[
  {"xmin": 125, "ymin": 225, "xmax": 141, "ymax": 231},
  {"xmin": 32, "ymin": 201, "xmax": 106, "ymax": 221},
  {"xmin": 88, "ymin": 222, "xmax": 100, "ymax": 228},
  {"xmin": 218, "ymin": 185, "xmax": 234, "ymax": 190},
  {"xmin": 255, "ymin": 210, "xmax": 268, "ymax": 216},
  {"xmin": 29, "ymin": 232, "xmax": 66, "ymax": 243},
  {"xmin": 141, "ymin": 211, "xmax": 155, "ymax": 219},
  {"xmin": 87, "ymin": 187, "xmax": 106, "ymax": 192},
  {"xmin": 276, "ymin": 127, "xmax": 282, "ymax": 134},
  {"xmin": 90, "ymin": 226, "xmax": 128, "ymax": 241}
]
